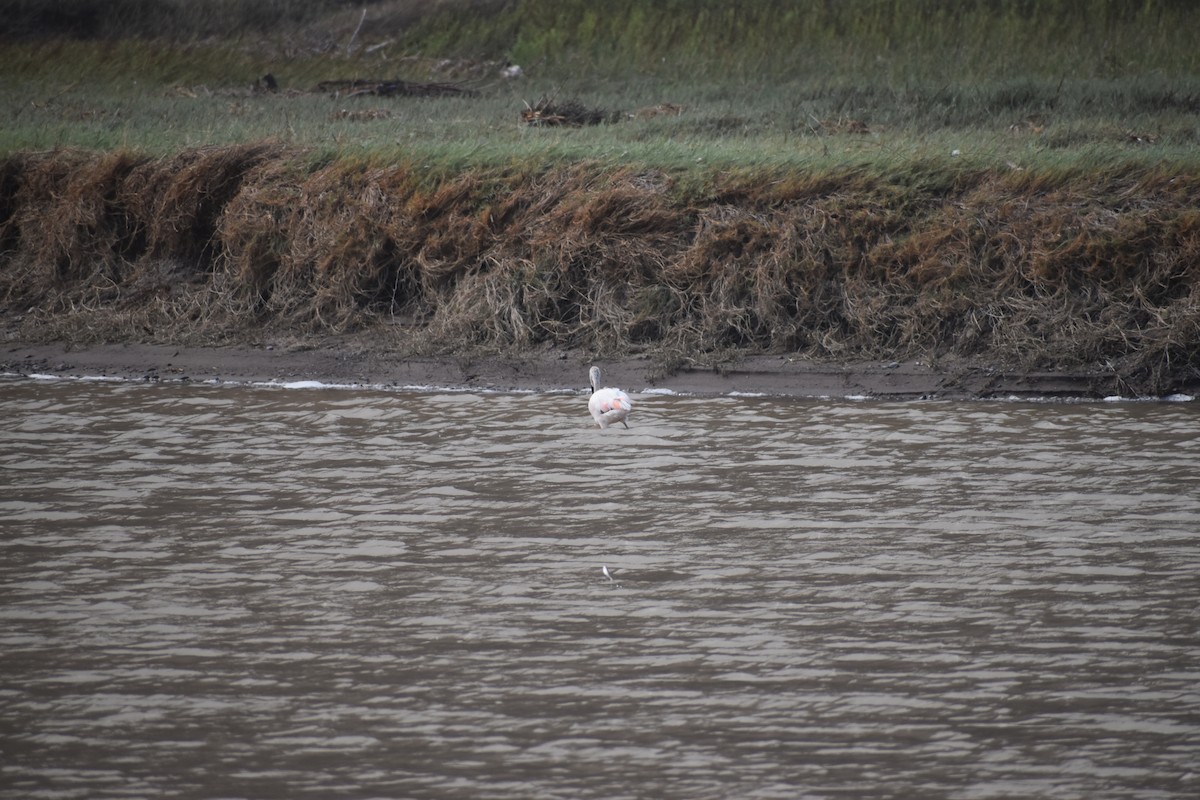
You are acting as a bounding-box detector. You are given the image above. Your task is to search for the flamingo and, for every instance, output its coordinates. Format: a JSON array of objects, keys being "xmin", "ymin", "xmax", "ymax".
[{"xmin": 587, "ymin": 366, "xmax": 632, "ymax": 429}]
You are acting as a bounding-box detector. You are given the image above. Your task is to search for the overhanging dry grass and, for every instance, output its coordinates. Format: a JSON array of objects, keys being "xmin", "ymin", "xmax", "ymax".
[{"xmin": 1, "ymin": 146, "xmax": 1197, "ymax": 393}]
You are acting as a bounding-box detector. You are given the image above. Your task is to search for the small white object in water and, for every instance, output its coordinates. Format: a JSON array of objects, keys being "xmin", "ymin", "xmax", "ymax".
[{"xmin": 602, "ymin": 565, "xmax": 615, "ymax": 581}]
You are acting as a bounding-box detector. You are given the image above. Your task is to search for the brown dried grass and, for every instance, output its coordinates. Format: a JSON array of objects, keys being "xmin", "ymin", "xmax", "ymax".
[{"xmin": 2, "ymin": 146, "xmax": 1198, "ymax": 393}]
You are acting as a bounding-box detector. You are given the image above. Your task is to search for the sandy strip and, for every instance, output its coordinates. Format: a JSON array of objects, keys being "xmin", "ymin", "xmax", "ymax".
[{"xmin": 1, "ymin": 340, "xmax": 1156, "ymax": 401}]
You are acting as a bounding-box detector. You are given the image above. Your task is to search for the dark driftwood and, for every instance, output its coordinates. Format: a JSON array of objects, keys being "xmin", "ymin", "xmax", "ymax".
[{"xmin": 316, "ymin": 79, "xmax": 478, "ymax": 98}]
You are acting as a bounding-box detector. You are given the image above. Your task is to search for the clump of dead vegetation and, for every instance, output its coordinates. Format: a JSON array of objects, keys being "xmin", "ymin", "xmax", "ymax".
[
  {"xmin": 1, "ymin": 146, "xmax": 1198, "ymax": 395},
  {"xmin": 520, "ymin": 96, "xmax": 615, "ymax": 127},
  {"xmin": 316, "ymin": 78, "xmax": 478, "ymax": 98}
]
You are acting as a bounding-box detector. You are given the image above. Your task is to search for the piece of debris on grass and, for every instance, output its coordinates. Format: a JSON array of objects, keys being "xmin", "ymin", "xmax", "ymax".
[
  {"xmin": 520, "ymin": 96, "xmax": 614, "ymax": 127},
  {"xmin": 330, "ymin": 107, "xmax": 393, "ymax": 121},
  {"xmin": 1126, "ymin": 131, "xmax": 1159, "ymax": 145},
  {"xmin": 317, "ymin": 79, "xmax": 479, "ymax": 98}
]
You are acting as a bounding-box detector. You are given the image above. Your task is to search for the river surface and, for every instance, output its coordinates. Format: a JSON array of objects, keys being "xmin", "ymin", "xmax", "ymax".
[{"xmin": 1, "ymin": 377, "xmax": 1198, "ymax": 800}]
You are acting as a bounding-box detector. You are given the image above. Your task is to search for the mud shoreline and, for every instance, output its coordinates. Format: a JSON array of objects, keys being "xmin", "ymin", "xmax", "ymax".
[{"xmin": 2, "ymin": 339, "xmax": 1174, "ymax": 400}]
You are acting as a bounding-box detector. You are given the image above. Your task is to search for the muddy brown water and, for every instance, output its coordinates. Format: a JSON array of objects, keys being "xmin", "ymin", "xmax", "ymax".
[{"xmin": 2, "ymin": 377, "xmax": 1198, "ymax": 799}]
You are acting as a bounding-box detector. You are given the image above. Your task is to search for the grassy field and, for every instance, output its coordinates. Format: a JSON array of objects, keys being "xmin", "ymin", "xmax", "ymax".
[
  {"xmin": 2, "ymin": 0, "xmax": 1198, "ymax": 393},
  {"xmin": 2, "ymin": 0, "xmax": 1197, "ymax": 170}
]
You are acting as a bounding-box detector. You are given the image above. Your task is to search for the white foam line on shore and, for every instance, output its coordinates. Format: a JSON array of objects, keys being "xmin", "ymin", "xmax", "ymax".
[
  {"xmin": 23, "ymin": 372, "xmax": 125, "ymax": 383},
  {"xmin": 252, "ymin": 379, "xmax": 413, "ymax": 392},
  {"xmin": 2, "ymin": 370, "xmax": 1195, "ymax": 403},
  {"xmin": 249, "ymin": 378, "xmax": 543, "ymax": 395},
  {"xmin": 273, "ymin": 380, "xmax": 344, "ymax": 390}
]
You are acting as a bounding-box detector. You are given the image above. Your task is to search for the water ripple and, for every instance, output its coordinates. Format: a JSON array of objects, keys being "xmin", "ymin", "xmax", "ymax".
[{"xmin": 1, "ymin": 379, "xmax": 1198, "ymax": 799}]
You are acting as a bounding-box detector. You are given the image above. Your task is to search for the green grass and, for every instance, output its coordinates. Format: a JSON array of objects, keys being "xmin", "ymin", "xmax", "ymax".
[
  {"xmin": 6, "ymin": 0, "xmax": 1195, "ymax": 82},
  {"xmin": 402, "ymin": 0, "xmax": 1199, "ymax": 81},
  {"xmin": 0, "ymin": 0, "xmax": 1197, "ymax": 175},
  {"xmin": 2, "ymin": 66, "xmax": 1197, "ymax": 175},
  {"xmin": 0, "ymin": 0, "xmax": 359, "ymax": 40}
]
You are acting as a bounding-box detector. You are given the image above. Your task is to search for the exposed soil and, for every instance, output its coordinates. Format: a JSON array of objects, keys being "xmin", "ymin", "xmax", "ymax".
[{"xmin": 0, "ymin": 338, "xmax": 1157, "ymax": 400}]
